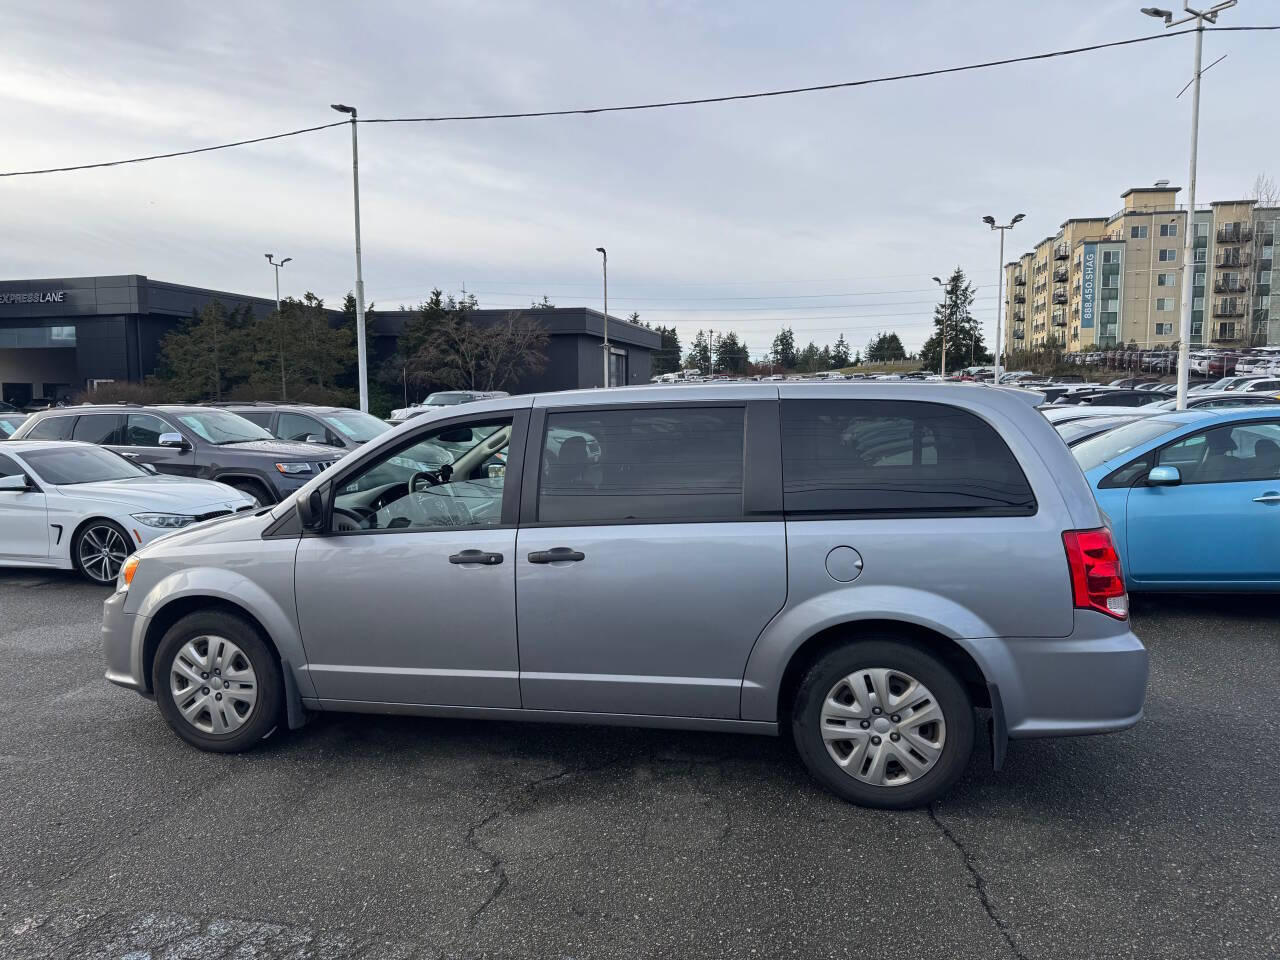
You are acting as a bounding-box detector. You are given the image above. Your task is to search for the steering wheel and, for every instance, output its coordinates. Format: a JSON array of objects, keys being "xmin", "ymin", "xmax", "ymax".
[{"xmin": 409, "ymin": 469, "xmax": 442, "ymax": 492}]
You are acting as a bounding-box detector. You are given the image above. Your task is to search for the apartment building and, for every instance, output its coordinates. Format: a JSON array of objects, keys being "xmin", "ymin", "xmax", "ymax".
[{"xmin": 1004, "ymin": 182, "xmax": 1279, "ymax": 356}]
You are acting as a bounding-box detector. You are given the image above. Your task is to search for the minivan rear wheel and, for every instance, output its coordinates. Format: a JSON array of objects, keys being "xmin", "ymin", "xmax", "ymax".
[
  {"xmin": 153, "ymin": 610, "xmax": 282, "ymax": 753},
  {"xmin": 791, "ymin": 638, "xmax": 974, "ymax": 809}
]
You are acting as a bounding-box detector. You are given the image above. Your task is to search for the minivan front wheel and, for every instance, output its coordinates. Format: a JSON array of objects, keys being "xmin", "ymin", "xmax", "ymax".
[
  {"xmin": 792, "ymin": 638, "xmax": 974, "ymax": 809},
  {"xmin": 153, "ymin": 610, "xmax": 282, "ymax": 752}
]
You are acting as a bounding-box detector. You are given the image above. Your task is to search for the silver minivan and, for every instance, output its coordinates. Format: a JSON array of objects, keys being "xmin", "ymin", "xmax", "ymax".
[{"xmin": 102, "ymin": 384, "xmax": 1148, "ymax": 808}]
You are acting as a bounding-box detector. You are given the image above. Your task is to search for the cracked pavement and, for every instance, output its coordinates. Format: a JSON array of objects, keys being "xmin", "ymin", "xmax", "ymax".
[{"xmin": 1, "ymin": 569, "xmax": 1277, "ymax": 959}]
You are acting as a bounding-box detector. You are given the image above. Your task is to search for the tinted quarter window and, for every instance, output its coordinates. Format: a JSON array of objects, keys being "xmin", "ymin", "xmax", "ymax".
[
  {"xmin": 278, "ymin": 412, "xmax": 325, "ymax": 443},
  {"xmin": 26, "ymin": 416, "xmax": 74, "ymax": 440},
  {"xmin": 0, "ymin": 453, "xmax": 22, "ymax": 476},
  {"xmin": 781, "ymin": 399, "xmax": 1036, "ymax": 517},
  {"xmin": 537, "ymin": 407, "xmax": 745, "ymax": 523},
  {"xmin": 71, "ymin": 414, "xmax": 122, "ymax": 445}
]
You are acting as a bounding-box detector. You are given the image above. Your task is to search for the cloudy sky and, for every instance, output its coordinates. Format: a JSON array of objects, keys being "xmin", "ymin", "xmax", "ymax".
[{"xmin": 5, "ymin": 1, "xmax": 1277, "ymax": 357}]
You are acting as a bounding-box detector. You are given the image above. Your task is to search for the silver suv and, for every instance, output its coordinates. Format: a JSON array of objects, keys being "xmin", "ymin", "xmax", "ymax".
[{"xmin": 102, "ymin": 384, "xmax": 1148, "ymax": 808}]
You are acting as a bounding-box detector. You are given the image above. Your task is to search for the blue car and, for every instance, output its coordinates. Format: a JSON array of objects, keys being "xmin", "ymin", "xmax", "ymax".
[{"xmin": 1071, "ymin": 406, "xmax": 1280, "ymax": 591}]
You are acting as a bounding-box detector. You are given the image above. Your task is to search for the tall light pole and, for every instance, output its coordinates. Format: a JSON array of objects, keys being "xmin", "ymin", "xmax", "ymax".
[
  {"xmin": 595, "ymin": 247, "xmax": 609, "ymax": 387},
  {"xmin": 1141, "ymin": 1, "xmax": 1236, "ymax": 410},
  {"xmin": 331, "ymin": 103, "xmax": 369, "ymax": 412},
  {"xmin": 932, "ymin": 276, "xmax": 949, "ymax": 380},
  {"xmin": 265, "ymin": 254, "xmax": 292, "ymax": 400},
  {"xmin": 983, "ymin": 213, "xmax": 1025, "ymax": 384}
]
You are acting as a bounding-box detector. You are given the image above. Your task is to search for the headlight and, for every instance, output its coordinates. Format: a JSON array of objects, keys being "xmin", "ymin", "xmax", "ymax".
[
  {"xmin": 275, "ymin": 462, "xmax": 312, "ymax": 475},
  {"xmin": 131, "ymin": 512, "xmax": 197, "ymax": 528}
]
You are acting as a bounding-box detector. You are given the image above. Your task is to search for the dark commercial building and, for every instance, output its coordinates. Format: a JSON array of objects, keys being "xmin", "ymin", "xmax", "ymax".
[
  {"xmin": 0, "ymin": 275, "xmax": 658, "ymax": 406},
  {"xmin": 370, "ymin": 306, "xmax": 659, "ymax": 396}
]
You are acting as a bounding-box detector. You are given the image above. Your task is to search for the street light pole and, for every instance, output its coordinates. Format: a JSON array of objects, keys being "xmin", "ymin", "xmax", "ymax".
[
  {"xmin": 1141, "ymin": 2, "xmax": 1235, "ymax": 410},
  {"xmin": 595, "ymin": 247, "xmax": 609, "ymax": 387},
  {"xmin": 331, "ymin": 103, "xmax": 369, "ymax": 412},
  {"xmin": 265, "ymin": 254, "xmax": 292, "ymax": 400},
  {"xmin": 983, "ymin": 214, "xmax": 1025, "ymax": 384},
  {"xmin": 932, "ymin": 276, "xmax": 949, "ymax": 379}
]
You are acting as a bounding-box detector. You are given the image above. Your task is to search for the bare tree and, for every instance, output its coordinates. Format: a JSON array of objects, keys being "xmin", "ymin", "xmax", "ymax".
[
  {"xmin": 1249, "ymin": 172, "xmax": 1279, "ymax": 206},
  {"xmin": 407, "ymin": 310, "xmax": 548, "ymax": 392}
]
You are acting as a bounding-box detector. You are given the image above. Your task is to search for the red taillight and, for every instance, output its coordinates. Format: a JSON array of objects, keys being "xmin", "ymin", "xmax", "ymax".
[{"xmin": 1062, "ymin": 528, "xmax": 1128, "ymax": 620}]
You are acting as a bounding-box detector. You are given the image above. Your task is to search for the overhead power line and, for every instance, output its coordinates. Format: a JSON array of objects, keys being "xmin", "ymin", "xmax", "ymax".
[{"xmin": 4, "ymin": 26, "xmax": 1276, "ymax": 179}]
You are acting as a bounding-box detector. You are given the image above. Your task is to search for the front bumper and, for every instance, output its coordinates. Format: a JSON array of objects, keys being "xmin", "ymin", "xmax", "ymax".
[
  {"xmin": 964, "ymin": 611, "xmax": 1149, "ymax": 739},
  {"xmin": 102, "ymin": 588, "xmax": 148, "ymax": 693}
]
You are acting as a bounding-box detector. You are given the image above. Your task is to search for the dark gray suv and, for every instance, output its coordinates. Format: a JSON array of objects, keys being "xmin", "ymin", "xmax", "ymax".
[
  {"xmin": 214, "ymin": 402, "xmax": 390, "ymax": 452},
  {"xmin": 11, "ymin": 405, "xmax": 340, "ymax": 505}
]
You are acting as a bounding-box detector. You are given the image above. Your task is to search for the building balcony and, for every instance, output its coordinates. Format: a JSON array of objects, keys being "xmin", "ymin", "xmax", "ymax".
[
  {"xmin": 1216, "ymin": 252, "xmax": 1251, "ymax": 268},
  {"xmin": 1013, "ymin": 292, "xmax": 1025, "ymax": 304},
  {"xmin": 1012, "ymin": 328, "xmax": 1025, "ymax": 340},
  {"xmin": 1052, "ymin": 291, "xmax": 1068, "ymax": 304},
  {"xmin": 1212, "ymin": 300, "xmax": 1245, "ymax": 318},
  {"xmin": 1012, "ymin": 309, "xmax": 1025, "ymax": 322},
  {"xmin": 1054, "ymin": 243, "xmax": 1070, "ymax": 260},
  {"xmin": 1216, "ymin": 225, "xmax": 1253, "ymax": 244},
  {"xmin": 1214, "ymin": 278, "xmax": 1249, "ymax": 294},
  {"xmin": 1052, "ymin": 312, "xmax": 1067, "ymax": 327},
  {"xmin": 1013, "ymin": 273, "xmax": 1026, "ymax": 286},
  {"xmin": 1053, "ymin": 267, "xmax": 1069, "ymax": 282}
]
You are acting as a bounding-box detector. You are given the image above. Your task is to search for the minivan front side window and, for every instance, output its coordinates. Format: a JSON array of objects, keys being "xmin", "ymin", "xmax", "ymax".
[{"xmin": 334, "ymin": 418, "xmax": 513, "ymax": 531}]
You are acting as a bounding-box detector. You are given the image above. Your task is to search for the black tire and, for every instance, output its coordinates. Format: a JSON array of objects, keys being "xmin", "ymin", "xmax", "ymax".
[
  {"xmin": 791, "ymin": 637, "xmax": 974, "ymax": 809},
  {"xmin": 71, "ymin": 518, "xmax": 133, "ymax": 586},
  {"xmin": 224, "ymin": 478, "xmax": 274, "ymax": 506},
  {"xmin": 152, "ymin": 610, "xmax": 283, "ymax": 753}
]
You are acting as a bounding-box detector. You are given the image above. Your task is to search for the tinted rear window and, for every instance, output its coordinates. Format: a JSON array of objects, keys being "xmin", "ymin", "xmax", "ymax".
[
  {"xmin": 26, "ymin": 415, "xmax": 75, "ymax": 440},
  {"xmin": 780, "ymin": 399, "xmax": 1036, "ymax": 517},
  {"xmin": 537, "ymin": 407, "xmax": 745, "ymax": 523}
]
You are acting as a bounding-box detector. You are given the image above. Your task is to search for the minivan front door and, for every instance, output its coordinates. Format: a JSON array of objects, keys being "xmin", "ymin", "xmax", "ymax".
[
  {"xmin": 295, "ymin": 410, "xmax": 527, "ymax": 707},
  {"xmin": 515, "ymin": 404, "xmax": 787, "ymax": 719}
]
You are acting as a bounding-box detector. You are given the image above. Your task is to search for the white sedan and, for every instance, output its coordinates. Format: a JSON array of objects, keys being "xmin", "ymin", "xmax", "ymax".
[{"xmin": 0, "ymin": 441, "xmax": 256, "ymax": 585}]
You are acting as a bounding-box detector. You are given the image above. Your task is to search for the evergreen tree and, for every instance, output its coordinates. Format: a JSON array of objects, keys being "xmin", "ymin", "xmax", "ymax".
[
  {"xmin": 771, "ymin": 327, "xmax": 797, "ymax": 369},
  {"xmin": 819, "ymin": 345, "xmax": 832, "ymax": 370},
  {"xmin": 686, "ymin": 329, "xmax": 711, "ymax": 372},
  {"xmin": 919, "ymin": 267, "xmax": 986, "ymax": 373},
  {"xmin": 865, "ymin": 331, "xmax": 906, "ymax": 362},
  {"xmin": 714, "ymin": 331, "xmax": 750, "ymax": 374},
  {"xmin": 830, "ymin": 334, "xmax": 852, "ymax": 369},
  {"xmin": 152, "ymin": 300, "xmax": 252, "ymax": 401},
  {"xmin": 796, "ymin": 341, "xmax": 821, "ymax": 372},
  {"xmin": 651, "ymin": 324, "xmax": 683, "ymax": 376}
]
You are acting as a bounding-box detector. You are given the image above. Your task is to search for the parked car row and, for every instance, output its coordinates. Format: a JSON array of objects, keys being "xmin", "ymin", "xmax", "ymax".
[{"xmin": 1065, "ymin": 346, "xmax": 1280, "ymax": 379}]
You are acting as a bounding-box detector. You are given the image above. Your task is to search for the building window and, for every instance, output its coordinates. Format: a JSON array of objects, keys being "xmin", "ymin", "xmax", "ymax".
[
  {"xmin": 1102, "ymin": 275, "xmax": 1119, "ymax": 288},
  {"xmin": 1159, "ymin": 223, "xmax": 1178, "ymax": 237},
  {"xmin": 1217, "ymin": 322, "xmax": 1237, "ymax": 340},
  {"xmin": 1194, "ymin": 249, "xmax": 1207, "ymax": 263},
  {"xmin": 1193, "ymin": 296, "xmax": 1204, "ymax": 310},
  {"xmin": 1194, "ymin": 271, "xmax": 1206, "ymax": 287},
  {"xmin": 1155, "ymin": 322, "xmax": 1174, "ymax": 335},
  {"xmin": 1102, "ymin": 250, "xmax": 1121, "ymax": 264},
  {"xmin": 1131, "ymin": 225, "xmax": 1149, "ymax": 239},
  {"xmin": 1159, "ymin": 248, "xmax": 1177, "ymax": 262},
  {"xmin": 1195, "ymin": 221, "xmax": 1209, "ymax": 237},
  {"xmin": 1157, "ymin": 272, "xmax": 1176, "ymax": 286},
  {"xmin": 1155, "ymin": 298, "xmax": 1173, "ymax": 311}
]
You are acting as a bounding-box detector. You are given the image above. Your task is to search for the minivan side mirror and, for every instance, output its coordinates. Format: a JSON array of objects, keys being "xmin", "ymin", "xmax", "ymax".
[
  {"xmin": 0, "ymin": 473, "xmax": 30, "ymax": 492},
  {"xmin": 1147, "ymin": 465, "xmax": 1181, "ymax": 486},
  {"xmin": 296, "ymin": 487, "xmax": 327, "ymax": 533},
  {"xmin": 158, "ymin": 432, "xmax": 189, "ymax": 449}
]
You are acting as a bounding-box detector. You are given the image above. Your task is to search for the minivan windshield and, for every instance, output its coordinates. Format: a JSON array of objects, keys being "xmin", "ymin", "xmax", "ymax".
[
  {"xmin": 20, "ymin": 445, "xmax": 147, "ymax": 484},
  {"xmin": 318, "ymin": 410, "xmax": 389, "ymax": 443},
  {"xmin": 1072, "ymin": 418, "xmax": 1185, "ymax": 472},
  {"xmin": 175, "ymin": 410, "xmax": 274, "ymax": 445}
]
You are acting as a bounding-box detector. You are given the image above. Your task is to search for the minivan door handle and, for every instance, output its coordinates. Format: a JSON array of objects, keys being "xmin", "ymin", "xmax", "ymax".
[
  {"xmin": 449, "ymin": 550, "xmax": 504, "ymax": 566},
  {"xmin": 1253, "ymin": 493, "xmax": 1280, "ymax": 504},
  {"xmin": 528, "ymin": 547, "xmax": 585, "ymax": 564}
]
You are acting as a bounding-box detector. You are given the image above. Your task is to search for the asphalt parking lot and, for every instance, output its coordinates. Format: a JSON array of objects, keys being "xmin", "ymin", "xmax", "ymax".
[{"xmin": 0, "ymin": 571, "xmax": 1276, "ymax": 960}]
